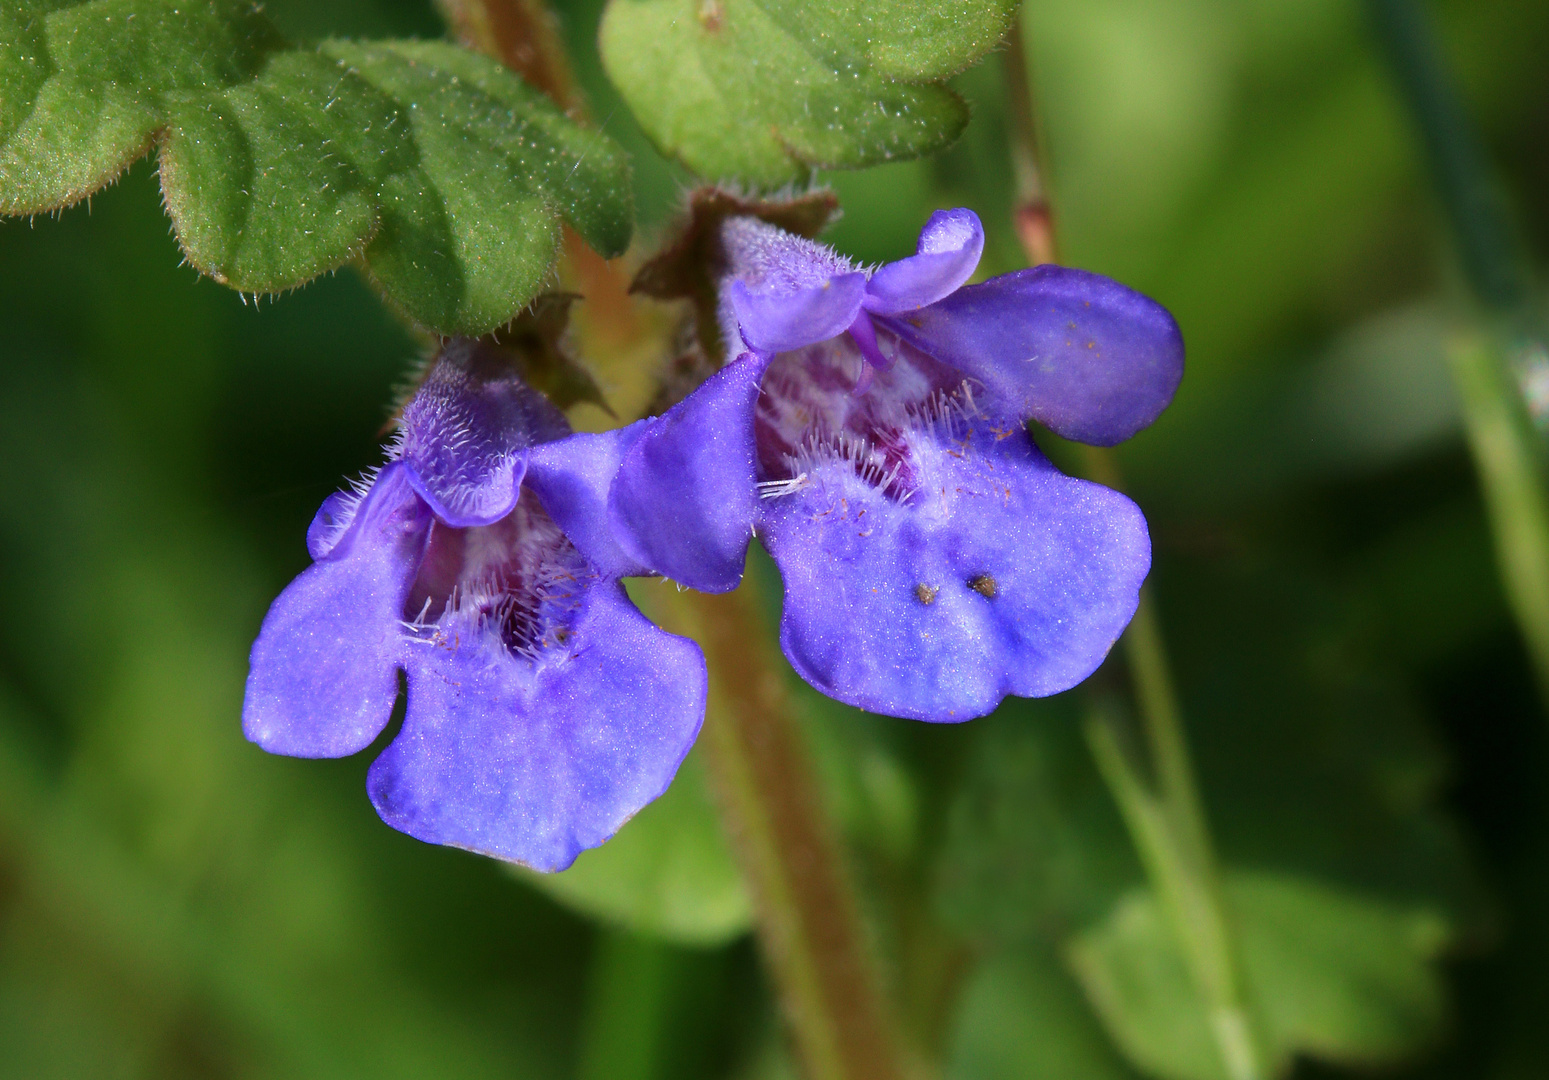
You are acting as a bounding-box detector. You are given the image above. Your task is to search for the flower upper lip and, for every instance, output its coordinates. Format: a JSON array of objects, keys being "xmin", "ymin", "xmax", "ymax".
[
  {"xmin": 392, "ymin": 338, "xmax": 572, "ymax": 528},
  {"xmin": 726, "ymin": 208, "xmax": 987, "ymax": 358}
]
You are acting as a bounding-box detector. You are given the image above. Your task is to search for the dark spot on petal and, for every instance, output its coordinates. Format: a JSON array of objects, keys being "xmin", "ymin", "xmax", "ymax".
[
  {"xmin": 914, "ymin": 583, "xmax": 938, "ymax": 605},
  {"xmin": 968, "ymin": 574, "xmax": 998, "ymax": 599}
]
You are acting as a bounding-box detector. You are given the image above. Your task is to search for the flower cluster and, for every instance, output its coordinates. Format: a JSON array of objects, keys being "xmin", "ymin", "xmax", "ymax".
[{"xmin": 244, "ymin": 207, "xmax": 1183, "ymax": 866}]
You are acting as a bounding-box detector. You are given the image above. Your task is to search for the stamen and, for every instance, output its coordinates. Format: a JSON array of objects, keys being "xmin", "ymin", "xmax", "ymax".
[
  {"xmin": 845, "ymin": 310, "xmax": 892, "ymax": 390},
  {"xmin": 852, "ymin": 358, "xmax": 876, "ymax": 397},
  {"xmin": 758, "ymin": 473, "xmax": 812, "ymax": 499},
  {"xmin": 400, "ymin": 595, "xmax": 434, "ymax": 630}
]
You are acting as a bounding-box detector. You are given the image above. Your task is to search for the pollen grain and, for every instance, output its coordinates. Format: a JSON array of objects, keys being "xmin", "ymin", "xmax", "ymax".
[{"xmin": 968, "ymin": 574, "xmax": 998, "ymax": 599}]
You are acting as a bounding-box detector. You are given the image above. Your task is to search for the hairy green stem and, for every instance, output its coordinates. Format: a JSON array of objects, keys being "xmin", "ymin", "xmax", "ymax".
[
  {"xmin": 1005, "ymin": 14, "xmax": 1263, "ymax": 1078},
  {"xmin": 1126, "ymin": 599, "xmax": 1209, "ymax": 865},
  {"xmin": 1085, "ymin": 714, "xmax": 1261, "ymax": 1080},
  {"xmin": 1365, "ymin": 0, "xmax": 1528, "ymax": 314},
  {"xmin": 1080, "ymin": 450, "xmax": 1215, "ymax": 872},
  {"xmin": 638, "ymin": 582, "xmax": 909, "ymax": 1080},
  {"xmin": 1367, "ymin": 0, "xmax": 1549, "ymax": 706},
  {"xmin": 1448, "ymin": 332, "xmax": 1549, "ymax": 699},
  {"xmin": 1084, "ymin": 578, "xmax": 1264, "ymax": 1080}
]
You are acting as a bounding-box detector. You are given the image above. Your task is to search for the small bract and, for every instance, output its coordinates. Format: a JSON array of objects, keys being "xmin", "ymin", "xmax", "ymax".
[
  {"xmin": 243, "ymin": 340, "xmax": 707, "ymax": 871},
  {"xmin": 609, "ymin": 209, "xmax": 1184, "ymax": 721}
]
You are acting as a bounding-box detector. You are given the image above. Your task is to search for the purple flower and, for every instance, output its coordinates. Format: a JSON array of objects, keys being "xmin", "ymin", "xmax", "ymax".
[
  {"xmin": 609, "ymin": 209, "xmax": 1183, "ymax": 721},
  {"xmin": 243, "ymin": 340, "xmax": 708, "ymax": 871}
]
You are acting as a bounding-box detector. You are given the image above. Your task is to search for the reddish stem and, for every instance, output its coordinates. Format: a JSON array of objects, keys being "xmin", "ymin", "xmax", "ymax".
[
  {"xmin": 435, "ymin": 0, "xmax": 580, "ymax": 114},
  {"xmin": 645, "ymin": 583, "xmax": 909, "ymax": 1080}
]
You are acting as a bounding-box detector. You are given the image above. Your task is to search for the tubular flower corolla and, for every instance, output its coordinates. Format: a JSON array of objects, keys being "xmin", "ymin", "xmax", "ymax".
[
  {"xmin": 243, "ymin": 340, "xmax": 708, "ymax": 871},
  {"xmin": 609, "ymin": 209, "xmax": 1184, "ymax": 721}
]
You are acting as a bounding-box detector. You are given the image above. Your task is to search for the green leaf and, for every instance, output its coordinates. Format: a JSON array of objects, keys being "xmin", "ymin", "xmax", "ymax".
[
  {"xmin": 0, "ymin": 2, "xmax": 632, "ymax": 334},
  {"xmin": 516, "ymin": 748, "xmax": 753, "ymax": 947},
  {"xmin": 1067, "ymin": 870, "xmax": 1451, "ymax": 1080},
  {"xmin": 599, "ymin": 0, "xmax": 1014, "ymax": 186},
  {"xmin": 0, "ymin": 0, "xmax": 282, "ymax": 213},
  {"xmin": 861, "ymin": 0, "xmax": 1020, "ymax": 80}
]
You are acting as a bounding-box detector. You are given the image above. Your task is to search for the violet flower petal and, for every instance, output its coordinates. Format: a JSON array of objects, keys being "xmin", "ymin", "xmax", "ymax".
[
  {"xmin": 396, "ymin": 339, "xmax": 570, "ymax": 527},
  {"xmin": 892, "ymin": 265, "xmax": 1185, "ymax": 445},
  {"xmin": 367, "ymin": 583, "xmax": 708, "ymax": 871},
  {"xmin": 729, "ymin": 274, "xmax": 869, "ymax": 354},
  {"xmin": 718, "ymin": 216, "xmax": 859, "ymax": 355},
  {"xmin": 862, "ymin": 208, "xmax": 985, "ymax": 316},
  {"xmin": 762, "ymin": 426, "xmax": 1149, "ymax": 720},
  {"xmin": 609, "ymin": 353, "xmax": 773, "ymax": 592},
  {"xmin": 244, "ymin": 463, "xmax": 431, "ymax": 756},
  {"xmin": 306, "ymin": 488, "xmax": 361, "ymax": 560},
  {"xmin": 720, "ymin": 215, "xmax": 855, "ymax": 291},
  {"xmin": 525, "ymin": 421, "xmax": 654, "ymax": 579}
]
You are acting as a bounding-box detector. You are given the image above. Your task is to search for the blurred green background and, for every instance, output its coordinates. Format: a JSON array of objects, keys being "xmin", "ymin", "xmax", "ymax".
[{"xmin": 2, "ymin": 0, "xmax": 1548, "ymax": 1077}]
